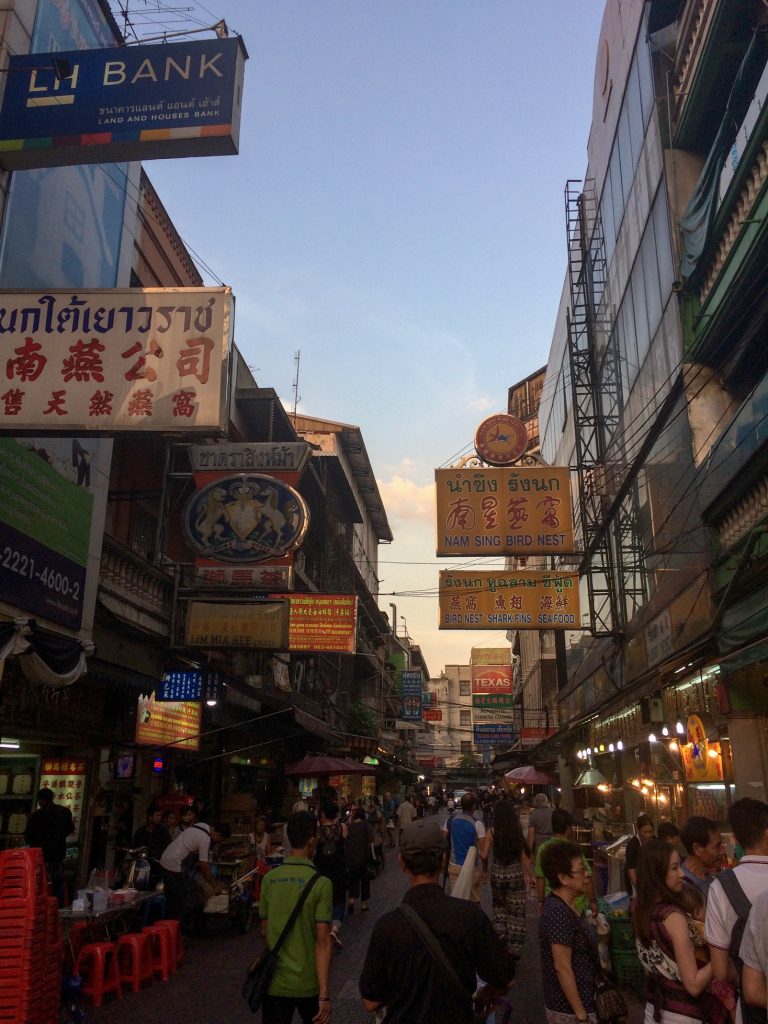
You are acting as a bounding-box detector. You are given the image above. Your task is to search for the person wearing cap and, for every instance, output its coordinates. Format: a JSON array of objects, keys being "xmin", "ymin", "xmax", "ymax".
[{"xmin": 360, "ymin": 818, "xmax": 514, "ymax": 1023}]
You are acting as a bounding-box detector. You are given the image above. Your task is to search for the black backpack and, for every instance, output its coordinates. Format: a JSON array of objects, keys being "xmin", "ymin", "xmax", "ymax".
[{"xmin": 718, "ymin": 868, "xmax": 765, "ymax": 1024}]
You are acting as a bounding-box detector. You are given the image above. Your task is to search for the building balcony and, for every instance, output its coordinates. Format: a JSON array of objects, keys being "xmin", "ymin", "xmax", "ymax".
[
  {"xmin": 98, "ymin": 534, "xmax": 174, "ymax": 638},
  {"xmin": 672, "ymin": 0, "xmax": 756, "ymax": 152},
  {"xmin": 685, "ymin": 66, "xmax": 768, "ymax": 363}
]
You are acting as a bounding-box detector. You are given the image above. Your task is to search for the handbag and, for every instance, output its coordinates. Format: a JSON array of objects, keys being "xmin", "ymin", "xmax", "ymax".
[
  {"xmin": 594, "ymin": 967, "xmax": 628, "ymax": 1024},
  {"xmin": 242, "ymin": 871, "xmax": 321, "ymax": 1013}
]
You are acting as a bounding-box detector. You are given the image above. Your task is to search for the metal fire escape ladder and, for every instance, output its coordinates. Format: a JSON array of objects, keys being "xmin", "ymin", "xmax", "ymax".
[{"xmin": 565, "ymin": 180, "xmax": 621, "ymax": 636}]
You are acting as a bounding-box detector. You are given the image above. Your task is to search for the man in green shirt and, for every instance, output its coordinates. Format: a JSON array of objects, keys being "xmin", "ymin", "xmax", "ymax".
[
  {"xmin": 259, "ymin": 812, "xmax": 333, "ymax": 1024},
  {"xmin": 535, "ymin": 808, "xmax": 598, "ymax": 916}
]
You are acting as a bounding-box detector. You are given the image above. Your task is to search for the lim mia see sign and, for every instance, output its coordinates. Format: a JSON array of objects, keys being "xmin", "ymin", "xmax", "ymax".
[{"xmin": 0, "ymin": 36, "xmax": 247, "ymax": 171}]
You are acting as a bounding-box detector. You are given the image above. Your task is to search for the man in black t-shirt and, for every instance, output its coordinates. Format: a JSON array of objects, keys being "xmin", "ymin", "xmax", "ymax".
[
  {"xmin": 359, "ymin": 819, "xmax": 514, "ymax": 1023},
  {"xmin": 25, "ymin": 788, "xmax": 75, "ymax": 904}
]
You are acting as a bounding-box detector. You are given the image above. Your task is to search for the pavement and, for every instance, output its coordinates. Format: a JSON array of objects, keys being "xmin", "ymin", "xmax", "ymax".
[{"xmin": 87, "ymin": 839, "xmax": 644, "ymax": 1024}]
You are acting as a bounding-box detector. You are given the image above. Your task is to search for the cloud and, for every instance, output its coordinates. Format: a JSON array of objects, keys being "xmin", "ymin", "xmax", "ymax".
[
  {"xmin": 380, "ymin": 456, "xmax": 419, "ymax": 478},
  {"xmin": 378, "ymin": 476, "xmax": 434, "ymax": 523},
  {"xmin": 467, "ymin": 396, "xmax": 495, "ymax": 412}
]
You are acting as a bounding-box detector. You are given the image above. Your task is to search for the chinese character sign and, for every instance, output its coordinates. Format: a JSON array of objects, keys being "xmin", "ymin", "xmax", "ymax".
[
  {"xmin": 0, "ymin": 288, "xmax": 233, "ymax": 431},
  {"xmin": 435, "ymin": 467, "xmax": 574, "ymax": 556},
  {"xmin": 40, "ymin": 758, "xmax": 88, "ymax": 839},
  {"xmin": 287, "ymin": 594, "xmax": 357, "ymax": 653},
  {"xmin": 439, "ymin": 570, "xmax": 580, "ymax": 630}
]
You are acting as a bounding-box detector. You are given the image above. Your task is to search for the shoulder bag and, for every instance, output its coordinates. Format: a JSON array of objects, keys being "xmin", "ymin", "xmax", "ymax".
[
  {"xmin": 718, "ymin": 868, "xmax": 765, "ymax": 1024},
  {"xmin": 398, "ymin": 903, "xmax": 471, "ymax": 1002},
  {"xmin": 594, "ymin": 967, "xmax": 628, "ymax": 1024},
  {"xmin": 242, "ymin": 870, "xmax": 321, "ymax": 1014}
]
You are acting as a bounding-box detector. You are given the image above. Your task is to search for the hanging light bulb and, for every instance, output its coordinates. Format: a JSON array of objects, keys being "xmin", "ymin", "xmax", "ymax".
[
  {"xmin": 662, "ymin": 725, "xmax": 669, "ymax": 737},
  {"xmin": 599, "ymin": 743, "xmax": 605, "ymax": 752},
  {"xmin": 609, "ymin": 743, "xmax": 615, "ymax": 753},
  {"xmin": 617, "ymin": 740, "xmax": 623, "ymax": 751},
  {"xmin": 669, "ymin": 741, "xmax": 679, "ymax": 753},
  {"xmin": 648, "ymin": 732, "xmax": 657, "ymax": 743},
  {"xmin": 641, "ymin": 786, "xmax": 649, "ymax": 795},
  {"xmin": 676, "ymin": 721, "xmax": 685, "ymax": 735}
]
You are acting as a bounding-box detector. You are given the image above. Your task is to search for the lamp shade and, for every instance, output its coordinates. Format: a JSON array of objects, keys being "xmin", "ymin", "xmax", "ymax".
[{"xmin": 573, "ymin": 767, "xmax": 609, "ymax": 788}]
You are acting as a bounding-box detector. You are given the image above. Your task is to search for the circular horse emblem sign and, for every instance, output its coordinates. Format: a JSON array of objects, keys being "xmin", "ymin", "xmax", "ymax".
[
  {"xmin": 183, "ymin": 474, "xmax": 309, "ymax": 563},
  {"xmin": 474, "ymin": 413, "xmax": 528, "ymax": 465}
]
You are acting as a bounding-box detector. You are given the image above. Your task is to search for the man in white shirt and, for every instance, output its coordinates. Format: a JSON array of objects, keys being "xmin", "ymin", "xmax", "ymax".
[
  {"xmin": 160, "ymin": 819, "xmax": 223, "ymax": 935},
  {"xmin": 704, "ymin": 798, "xmax": 768, "ymax": 1024},
  {"xmin": 396, "ymin": 796, "xmax": 417, "ymax": 846},
  {"xmin": 740, "ymin": 888, "xmax": 768, "ymax": 1014}
]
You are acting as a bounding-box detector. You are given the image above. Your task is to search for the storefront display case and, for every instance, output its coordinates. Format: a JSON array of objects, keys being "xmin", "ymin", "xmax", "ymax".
[{"xmin": 0, "ymin": 754, "xmax": 39, "ymax": 850}]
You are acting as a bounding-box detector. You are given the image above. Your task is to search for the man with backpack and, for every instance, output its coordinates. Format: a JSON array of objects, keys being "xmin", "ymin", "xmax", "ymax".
[{"xmin": 704, "ymin": 797, "xmax": 768, "ymax": 1024}]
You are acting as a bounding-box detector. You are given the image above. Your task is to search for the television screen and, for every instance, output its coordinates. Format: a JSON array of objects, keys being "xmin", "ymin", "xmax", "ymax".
[{"xmin": 114, "ymin": 751, "xmax": 136, "ymax": 780}]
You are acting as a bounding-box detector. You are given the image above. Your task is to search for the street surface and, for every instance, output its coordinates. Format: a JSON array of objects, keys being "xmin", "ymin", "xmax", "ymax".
[{"xmin": 89, "ymin": 844, "xmax": 644, "ymax": 1024}]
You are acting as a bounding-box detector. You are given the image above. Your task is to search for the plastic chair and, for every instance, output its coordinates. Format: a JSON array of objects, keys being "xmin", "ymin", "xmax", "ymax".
[
  {"xmin": 74, "ymin": 942, "xmax": 122, "ymax": 1007},
  {"xmin": 116, "ymin": 932, "xmax": 154, "ymax": 993},
  {"xmin": 151, "ymin": 917, "xmax": 184, "ymax": 966},
  {"xmin": 140, "ymin": 892, "xmax": 166, "ymax": 927},
  {"xmin": 142, "ymin": 923, "xmax": 175, "ymax": 981}
]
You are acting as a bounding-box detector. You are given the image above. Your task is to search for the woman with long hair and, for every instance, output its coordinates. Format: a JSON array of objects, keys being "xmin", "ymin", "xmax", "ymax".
[
  {"xmin": 634, "ymin": 838, "xmax": 714, "ymax": 1023},
  {"xmin": 489, "ymin": 799, "xmax": 533, "ymax": 962}
]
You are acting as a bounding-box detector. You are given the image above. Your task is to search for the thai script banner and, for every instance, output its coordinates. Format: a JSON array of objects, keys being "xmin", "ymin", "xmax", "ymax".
[
  {"xmin": 0, "ymin": 287, "xmax": 233, "ymax": 431},
  {"xmin": 189, "ymin": 442, "xmax": 311, "ymax": 477},
  {"xmin": 186, "ymin": 601, "xmax": 285, "ymax": 648},
  {"xmin": 135, "ymin": 693, "xmax": 201, "ymax": 750},
  {"xmin": 435, "ymin": 467, "xmax": 574, "ymax": 555},
  {"xmin": 473, "ymin": 723, "xmax": 517, "ymax": 745},
  {"xmin": 471, "ymin": 664, "xmax": 513, "ymax": 694},
  {"xmin": 440, "ymin": 570, "xmax": 580, "ymax": 630},
  {"xmin": 286, "ymin": 594, "xmax": 357, "ymax": 653},
  {"xmin": 0, "ymin": 37, "xmax": 247, "ymax": 170},
  {"xmin": 471, "ymin": 647, "xmax": 512, "ymax": 666}
]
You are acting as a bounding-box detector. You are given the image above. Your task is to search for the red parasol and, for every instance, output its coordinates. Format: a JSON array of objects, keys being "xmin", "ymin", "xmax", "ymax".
[
  {"xmin": 284, "ymin": 755, "xmax": 373, "ymax": 777},
  {"xmin": 504, "ymin": 765, "xmax": 557, "ymax": 785}
]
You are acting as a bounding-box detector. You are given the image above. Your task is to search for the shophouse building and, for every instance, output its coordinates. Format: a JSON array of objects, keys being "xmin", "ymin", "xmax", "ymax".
[
  {"xmin": 526, "ymin": 0, "xmax": 768, "ymax": 829},
  {"xmin": 0, "ymin": 0, "xmax": 403, "ymax": 885}
]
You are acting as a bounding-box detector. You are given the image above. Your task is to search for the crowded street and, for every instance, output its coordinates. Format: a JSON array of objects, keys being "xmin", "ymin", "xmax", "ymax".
[
  {"xmin": 5, "ymin": 1, "xmax": 768, "ymax": 1023},
  {"xmin": 81, "ymin": 831, "xmax": 644, "ymax": 1024}
]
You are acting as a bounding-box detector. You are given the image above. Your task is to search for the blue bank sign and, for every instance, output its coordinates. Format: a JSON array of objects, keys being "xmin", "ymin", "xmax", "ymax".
[{"xmin": 0, "ymin": 37, "xmax": 247, "ymax": 171}]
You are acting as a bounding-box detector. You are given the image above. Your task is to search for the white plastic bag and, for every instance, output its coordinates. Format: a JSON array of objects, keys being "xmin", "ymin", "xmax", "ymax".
[{"xmin": 451, "ymin": 845, "xmax": 477, "ymax": 900}]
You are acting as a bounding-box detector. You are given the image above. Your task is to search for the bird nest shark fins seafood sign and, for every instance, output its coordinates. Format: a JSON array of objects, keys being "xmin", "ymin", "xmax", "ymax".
[{"xmin": 183, "ymin": 474, "xmax": 309, "ymax": 563}]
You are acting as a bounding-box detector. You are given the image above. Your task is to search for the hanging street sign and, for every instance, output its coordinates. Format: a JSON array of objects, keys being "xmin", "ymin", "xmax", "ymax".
[
  {"xmin": 0, "ymin": 37, "xmax": 247, "ymax": 170},
  {"xmin": 435, "ymin": 466, "xmax": 574, "ymax": 556},
  {"xmin": 439, "ymin": 569, "xmax": 580, "ymax": 629}
]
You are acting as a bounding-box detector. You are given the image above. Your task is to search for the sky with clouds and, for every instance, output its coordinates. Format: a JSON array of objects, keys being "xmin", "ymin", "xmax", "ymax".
[{"xmin": 139, "ymin": 0, "xmax": 607, "ymax": 675}]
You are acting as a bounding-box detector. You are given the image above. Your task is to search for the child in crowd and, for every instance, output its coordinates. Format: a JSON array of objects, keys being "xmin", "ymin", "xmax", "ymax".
[{"xmin": 679, "ymin": 883, "xmax": 737, "ymax": 1023}]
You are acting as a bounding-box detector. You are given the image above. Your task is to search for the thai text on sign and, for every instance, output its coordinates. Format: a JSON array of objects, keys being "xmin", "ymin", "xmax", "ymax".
[
  {"xmin": 0, "ymin": 287, "xmax": 233, "ymax": 431},
  {"xmin": 439, "ymin": 570, "xmax": 580, "ymax": 629},
  {"xmin": 435, "ymin": 467, "xmax": 574, "ymax": 555},
  {"xmin": 287, "ymin": 594, "xmax": 357, "ymax": 653}
]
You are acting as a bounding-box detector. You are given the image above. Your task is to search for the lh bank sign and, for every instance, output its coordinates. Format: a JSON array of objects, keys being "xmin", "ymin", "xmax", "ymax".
[{"xmin": 0, "ymin": 37, "xmax": 247, "ymax": 170}]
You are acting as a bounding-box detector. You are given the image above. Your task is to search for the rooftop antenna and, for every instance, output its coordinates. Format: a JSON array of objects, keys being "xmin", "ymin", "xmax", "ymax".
[{"xmin": 292, "ymin": 350, "xmax": 301, "ymax": 416}]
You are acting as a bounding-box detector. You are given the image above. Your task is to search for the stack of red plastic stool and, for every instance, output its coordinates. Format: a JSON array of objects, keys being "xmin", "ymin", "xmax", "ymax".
[{"xmin": 0, "ymin": 847, "xmax": 60, "ymax": 1024}]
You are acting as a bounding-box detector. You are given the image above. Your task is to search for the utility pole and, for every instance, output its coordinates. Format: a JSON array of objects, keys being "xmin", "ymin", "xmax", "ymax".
[{"xmin": 292, "ymin": 350, "xmax": 301, "ymax": 416}]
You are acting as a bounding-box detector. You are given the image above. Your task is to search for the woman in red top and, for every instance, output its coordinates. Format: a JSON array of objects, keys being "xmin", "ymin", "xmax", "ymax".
[{"xmin": 634, "ymin": 838, "xmax": 714, "ymax": 1023}]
